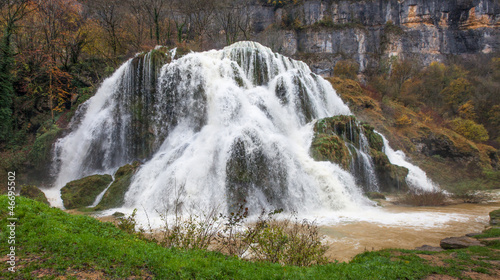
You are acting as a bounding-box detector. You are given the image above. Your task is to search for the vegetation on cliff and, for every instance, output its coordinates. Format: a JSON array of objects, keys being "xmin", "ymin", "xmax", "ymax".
[{"xmin": 329, "ymin": 56, "xmax": 500, "ymax": 192}]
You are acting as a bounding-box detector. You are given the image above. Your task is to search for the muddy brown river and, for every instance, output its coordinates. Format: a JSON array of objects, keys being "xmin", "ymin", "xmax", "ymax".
[{"xmin": 320, "ymin": 200, "xmax": 500, "ymax": 262}]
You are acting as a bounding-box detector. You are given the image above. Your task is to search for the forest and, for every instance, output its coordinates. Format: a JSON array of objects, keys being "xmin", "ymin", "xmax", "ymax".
[{"xmin": 0, "ymin": 0, "xmax": 499, "ymax": 187}]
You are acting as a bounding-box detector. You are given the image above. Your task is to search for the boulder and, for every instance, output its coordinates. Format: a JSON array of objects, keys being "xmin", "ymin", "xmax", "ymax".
[
  {"xmin": 371, "ymin": 151, "xmax": 409, "ymax": 193},
  {"xmin": 489, "ymin": 209, "xmax": 500, "ymax": 226},
  {"xmin": 20, "ymin": 185, "xmax": 49, "ymax": 205},
  {"xmin": 95, "ymin": 162, "xmax": 140, "ymax": 210},
  {"xmin": 61, "ymin": 174, "xmax": 113, "ymax": 209},
  {"xmin": 310, "ymin": 133, "xmax": 351, "ymax": 169},
  {"xmin": 440, "ymin": 236, "xmax": 484, "ymax": 250},
  {"xmin": 465, "ymin": 232, "xmax": 483, "ymax": 237},
  {"xmin": 311, "ymin": 115, "xmax": 410, "ymax": 193}
]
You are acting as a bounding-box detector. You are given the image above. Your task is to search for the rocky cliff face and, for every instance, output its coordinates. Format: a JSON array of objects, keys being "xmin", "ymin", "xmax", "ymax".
[{"xmin": 252, "ymin": 0, "xmax": 500, "ymax": 75}]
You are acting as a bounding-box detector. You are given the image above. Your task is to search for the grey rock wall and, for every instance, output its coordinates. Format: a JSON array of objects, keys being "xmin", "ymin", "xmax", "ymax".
[{"xmin": 250, "ymin": 0, "xmax": 500, "ymax": 75}]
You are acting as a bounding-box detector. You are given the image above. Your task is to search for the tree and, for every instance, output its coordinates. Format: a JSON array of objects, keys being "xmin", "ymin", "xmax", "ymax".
[
  {"xmin": 0, "ymin": 0, "xmax": 31, "ymax": 141},
  {"xmin": 389, "ymin": 57, "xmax": 419, "ymax": 94},
  {"xmin": 35, "ymin": 0, "xmax": 88, "ymax": 69},
  {"xmin": 214, "ymin": 0, "xmax": 253, "ymax": 46},
  {"xmin": 142, "ymin": 0, "xmax": 168, "ymax": 45},
  {"xmin": 182, "ymin": 0, "xmax": 216, "ymax": 48},
  {"xmin": 86, "ymin": 0, "xmax": 125, "ymax": 58},
  {"xmin": 124, "ymin": 0, "xmax": 148, "ymax": 50},
  {"xmin": 450, "ymin": 118, "xmax": 489, "ymax": 142},
  {"xmin": 440, "ymin": 77, "xmax": 473, "ymax": 115}
]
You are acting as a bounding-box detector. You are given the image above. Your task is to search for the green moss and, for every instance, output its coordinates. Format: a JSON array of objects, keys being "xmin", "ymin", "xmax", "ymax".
[
  {"xmin": 362, "ymin": 124, "xmax": 383, "ymax": 152},
  {"xmin": 489, "ymin": 209, "xmax": 500, "ymax": 226},
  {"xmin": 28, "ymin": 124, "xmax": 62, "ymax": 170},
  {"xmin": 314, "ymin": 115, "xmax": 359, "ymax": 142},
  {"xmin": 310, "ymin": 133, "xmax": 351, "ymax": 169},
  {"xmin": 20, "ymin": 185, "xmax": 49, "ymax": 205},
  {"xmin": 371, "ymin": 151, "xmax": 409, "ymax": 192},
  {"xmin": 61, "ymin": 174, "xmax": 113, "ymax": 209},
  {"xmin": 95, "ymin": 162, "xmax": 140, "ymax": 210}
]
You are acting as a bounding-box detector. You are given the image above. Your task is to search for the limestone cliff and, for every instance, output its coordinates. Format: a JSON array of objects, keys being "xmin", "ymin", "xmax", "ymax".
[{"xmin": 251, "ymin": 0, "xmax": 500, "ymax": 75}]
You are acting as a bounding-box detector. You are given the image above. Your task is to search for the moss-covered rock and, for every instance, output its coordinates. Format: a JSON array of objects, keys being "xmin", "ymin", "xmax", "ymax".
[
  {"xmin": 315, "ymin": 115, "xmax": 360, "ymax": 144},
  {"xmin": 225, "ymin": 138, "xmax": 288, "ymax": 213},
  {"xmin": 95, "ymin": 162, "xmax": 140, "ymax": 210},
  {"xmin": 61, "ymin": 174, "xmax": 113, "ymax": 209},
  {"xmin": 20, "ymin": 185, "xmax": 49, "ymax": 205},
  {"xmin": 490, "ymin": 209, "xmax": 500, "ymax": 226},
  {"xmin": 371, "ymin": 151, "xmax": 409, "ymax": 192},
  {"xmin": 312, "ymin": 115, "xmax": 408, "ymax": 192},
  {"xmin": 310, "ymin": 134, "xmax": 351, "ymax": 169},
  {"xmin": 363, "ymin": 124, "xmax": 384, "ymax": 152}
]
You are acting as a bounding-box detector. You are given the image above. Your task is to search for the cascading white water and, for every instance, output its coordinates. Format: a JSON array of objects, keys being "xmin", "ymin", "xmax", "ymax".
[
  {"xmin": 356, "ymin": 133, "xmax": 380, "ymax": 191},
  {"xmin": 49, "ymin": 41, "xmax": 438, "ymax": 215},
  {"xmin": 123, "ymin": 42, "xmax": 370, "ymax": 214},
  {"xmin": 378, "ymin": 133, "xmax": 438, "ymax": 192}
]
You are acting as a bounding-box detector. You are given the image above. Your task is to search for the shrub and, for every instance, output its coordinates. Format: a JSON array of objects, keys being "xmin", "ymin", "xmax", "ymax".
[
  {"xmin": 450, "ymin": 118, "xmax": 489, "ymax": 142},
  {"xmin": 396, "ymin": 190, "xmax": 447, "ymax": 206},
  {"xmin": 333, "ymin": 60, "xmax": 359, "ymax": 80},
  {"xmin": 151, "ymin": 202, "xmax": 329, "ymax": 267},
  {"xmin": 157, "ymin": 195, "xmax": 222, "ymax": 250},
  {"xmin": 118, "ymin": 208, "xmax": 139, "ymax": 235},
  {"xmin": 395, "ymin": 114, "xmax": 412, "ymax": 127},
  {"xmin": 458, "ymin": 101, "xmax": 477, "ymax": 120},
  {"xmin": 249, "ymin": 215, "xmax": 328, "ymax": 266}
]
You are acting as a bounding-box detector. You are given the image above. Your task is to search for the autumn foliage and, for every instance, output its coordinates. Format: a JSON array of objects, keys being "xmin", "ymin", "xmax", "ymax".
[{"xmin": 369, "ymin": 58, "xmax": 499, "ymax": 145}]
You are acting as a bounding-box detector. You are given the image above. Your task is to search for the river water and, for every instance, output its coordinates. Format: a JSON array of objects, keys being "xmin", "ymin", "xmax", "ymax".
[{"xmin": 321, "ymin": 199, "xmax": 500, "ymax": 262}]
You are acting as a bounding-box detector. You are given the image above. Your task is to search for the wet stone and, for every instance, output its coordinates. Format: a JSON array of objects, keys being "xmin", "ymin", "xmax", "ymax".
[{"xmin": 440, "ymin": 236, "xmax": 484, "ymax": 250}]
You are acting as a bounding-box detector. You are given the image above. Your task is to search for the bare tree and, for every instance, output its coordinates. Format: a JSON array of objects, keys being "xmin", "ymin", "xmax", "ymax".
[
  {"xmin": 85, "ymin": 0, "xmax": 124, "ymax": 58},
  {"xmin": 141, "ymin": 0, "xmax": 168, "ymax": 45},
  {"xmin": 124, "ymin": 0, "xmax": 148, "ymax": 50},
  {"xmin": 181, "ymin": 0, "xmax": 216, "ymax": 48},
  {"xmin": 214, "ymin": 0, "xmax": 253, "ymax": 46}
]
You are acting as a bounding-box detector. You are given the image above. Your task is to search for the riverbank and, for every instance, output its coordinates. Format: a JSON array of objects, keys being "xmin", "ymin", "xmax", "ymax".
[{"xmin": 1, "ymin": 195, "xmax": 499, "ymax": 279}]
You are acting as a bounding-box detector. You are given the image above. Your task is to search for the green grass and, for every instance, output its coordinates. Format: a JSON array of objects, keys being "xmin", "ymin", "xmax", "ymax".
[
  {"xmin": 474, "ymin": 228, "xmax": 500, "ymax": 239},
  {"xmin": 0, "ymin": 196, "xmax": 498, "ymax": 279}
]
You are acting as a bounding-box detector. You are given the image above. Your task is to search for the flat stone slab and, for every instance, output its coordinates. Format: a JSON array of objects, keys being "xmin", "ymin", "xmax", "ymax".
[
  {"xmin": 440, "ymin": 236, "xmax": 484, "ymax": 249},
  {"xmin": 415, "ymin": 245, "xmax": 444, "ymax": 252},
  {"xmin": 465, "ymin": 232, "xmax": 482, "ymax": 237}
]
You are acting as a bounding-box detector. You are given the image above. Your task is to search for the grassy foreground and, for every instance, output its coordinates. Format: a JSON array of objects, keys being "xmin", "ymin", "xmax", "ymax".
[{"xmin": 1, "ymin": 196, "xmax": 499, "ymax": 279}]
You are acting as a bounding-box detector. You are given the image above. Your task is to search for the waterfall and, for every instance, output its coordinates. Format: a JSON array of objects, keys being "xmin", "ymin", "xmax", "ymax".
[
  {"xmin": 49, "ymin": 41, "xmax": 435, "ymax": 214},
  {"xmin": 346, "ymin": 128, "xmax": 380, "ymax": 193},
  {"xmin": 378, "ymin": 133, "xmax": 438, "ymax": 192}
]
